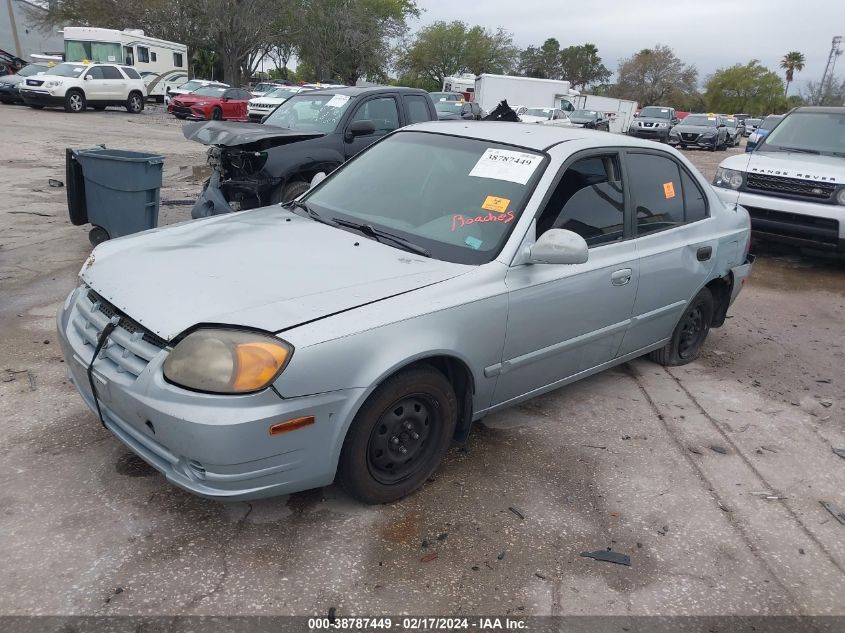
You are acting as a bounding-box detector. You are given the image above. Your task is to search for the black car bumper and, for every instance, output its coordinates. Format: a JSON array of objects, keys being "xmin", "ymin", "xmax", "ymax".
[
  {"xmin": 19, "ymin": 90, "xmax": 64, "ymax": 107},
  {"xmin": 670, "ymin": 134, "xmax": 718, "ymax": 149},
  {"xmin": 628, "ymin": 128, "xmax": 669, "ymax": 141},
  {"xmin": 170, "ymin": 105, "xmax": 192, "ymax": 118},
  {"xmin": 0, "ymin": 84, "xmax": 22, "ymax": 102}
]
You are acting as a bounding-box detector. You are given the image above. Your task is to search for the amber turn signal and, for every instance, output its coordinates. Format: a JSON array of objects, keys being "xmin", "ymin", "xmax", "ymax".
[{"xmin": 269, "ymin": 416, "xmax": 315, "ymax": 435}]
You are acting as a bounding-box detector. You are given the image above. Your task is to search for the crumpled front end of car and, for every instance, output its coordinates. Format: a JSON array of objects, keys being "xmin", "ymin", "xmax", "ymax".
[{"xmin": 56, "ymin": 285, "xmax": 365, "ymax": 500}]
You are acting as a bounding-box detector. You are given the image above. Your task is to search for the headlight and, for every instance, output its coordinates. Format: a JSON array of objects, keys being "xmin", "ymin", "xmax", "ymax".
[
  {"xmin": 195, "ymin": 101, "xmax": 209, "ymax": 106},
  {"xmin": 669, "ymin": 129, "xmax": 680, "ymax": 136},
  {"xmin": 656, "ymin": 122, "xmax": 667, "ymax": 128},
  {"xmin": 163, "ymin": 328, "xmax": 293, "ymax": 394},
  {"xmin": 44, "ymin": 80, "xmax": 61, "ymax": 88},
  {"xmin": 713, "ymin": 167, "xmax": 744, "ymax": 190},
  {"xmin": 748, "ymin": 133, "xmax": 758, "ymax": 143},
  {"xmin": 702, "ymin": 131, "xmax": 716, "ymax": 138},
  {"xmin": 837, "ymin": 188, "xmax": 845, "ymax": 205}
]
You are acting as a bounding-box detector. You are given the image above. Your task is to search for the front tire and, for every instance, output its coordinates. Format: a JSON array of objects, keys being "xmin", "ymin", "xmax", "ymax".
[
  {"xmin": 649, "ymin": 287, "xmax": 714, "ymax": 366},
  {"xmin": 211, "ymin": 106, "xmax": 223, "ymax": 120},
  {"xmin": 126, "ymin": 92, "xmax": 144, "ymax": 114},
  {"xmin": 64, "ymin": 90, "xmax": 86, "ymax": 113},
  {"xmin": 338, "ymin": 366, "xmax": 457, "ymax": 504}
]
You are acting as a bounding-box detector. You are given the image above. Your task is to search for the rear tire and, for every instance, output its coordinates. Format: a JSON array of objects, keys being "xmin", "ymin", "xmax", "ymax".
[
  {"xmin": 280, "ymin": 180, "xmax": 310, "ymax": 203},
  {"xmin": 64, "ymin": 90, "xmax": 86, "ymax": 113},
  {"xmin": 649, "ymin": 287, "xmax": 714, "ymax": 366},
  {"xmin": 126, "ymin": 92, "xmax": 144, "ymax": 114},
  {"xmin": 337, "ymin": 366, "xmax": 457, "ymax": 504}
]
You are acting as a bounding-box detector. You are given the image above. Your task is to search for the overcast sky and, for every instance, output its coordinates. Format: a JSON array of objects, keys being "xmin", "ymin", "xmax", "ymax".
[{"xmin": 413, "ymin": 0, "xmax": 845, "ymax": 95}]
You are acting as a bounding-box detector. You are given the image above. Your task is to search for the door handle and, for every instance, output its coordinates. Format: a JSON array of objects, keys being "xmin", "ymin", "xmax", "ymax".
[
  {"xmin": 697, "ymin": 246, "xmax": 712, "ymax": 261},
  {"xmin": 611, "ymin": 268, "xmax": 632, "ymax": 286}
]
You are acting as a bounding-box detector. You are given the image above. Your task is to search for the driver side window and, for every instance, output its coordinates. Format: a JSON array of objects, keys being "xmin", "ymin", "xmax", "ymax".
[
  {"xmin": 350, "ymin": 96, "xmax": 400, "ymax": 135},
  {"xmin": 536, "ymin": 154, "xmax": 626, "ymax": 247}
]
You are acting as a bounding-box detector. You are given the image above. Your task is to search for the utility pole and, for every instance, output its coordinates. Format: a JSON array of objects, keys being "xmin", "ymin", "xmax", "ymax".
[
  {"xmin": 6, "ymin": 0, "xmax": 23, "ymax": 57},
  {"xmin": 817, "ymin": 36, "xmax": 842, "ymax": 105}
]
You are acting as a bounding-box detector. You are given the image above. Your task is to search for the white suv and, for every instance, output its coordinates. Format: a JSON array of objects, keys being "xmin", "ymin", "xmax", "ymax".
[{"xmin": 19, "ymin": 62, "xmax": 147, "ymax": 113}]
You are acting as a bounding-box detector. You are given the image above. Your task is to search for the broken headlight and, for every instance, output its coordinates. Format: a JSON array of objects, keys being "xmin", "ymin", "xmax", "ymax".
[
  {"xmin": 713, "ymin": 167, "xmax": 744, "ymax": 190},
  {"xmin": 163, "ymin": 329, "xmax": 293, "ymax": 394}
]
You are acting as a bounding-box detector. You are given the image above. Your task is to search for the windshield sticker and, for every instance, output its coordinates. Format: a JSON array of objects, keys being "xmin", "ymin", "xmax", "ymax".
[
  {"xmin": 440, "ymin": 98, "xmax": 447, "ymax": 101},
  {"xmin": 451, "ymin": 212, "xmax": 515, "ymax": 231},
  {"xmin": 663, "ymin": 182, "xmax": 676, "ymax": 199},
  {"xmin": 325, "ymin": 94, "xmax": 350, "ymax": 108},
  {"xmin": 708, "ymin": 117, "xmax": 716, "ymax": 121},
  {"xmin": 660, "ymin": 109, "xmax": 668, "ymax": 112},
  {"xmin": 481, "ymin": 195, "xmax": 510, "ymax": 213},
  {"xmin": 469, "ymin": 149, "xmax": 543, "ymax": 185},
  {"xmin": 464, "ymin": 236, "xmax": 483, "ymax": 250},
  {"xmin": 107, "ymin": 56, "xmax": 116, "ymax": 62}
]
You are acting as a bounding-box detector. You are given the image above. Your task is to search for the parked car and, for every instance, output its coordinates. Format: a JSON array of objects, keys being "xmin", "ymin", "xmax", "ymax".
[
  {"xmin": 429, "ymin": 91, "xmax": 464, "ymax": 102},
  {"xmin": 165, "ymin": 79, "xmax": 228, "ymax": 106},
  {"xmin": 168, "ymin": 85, "xmax": 251, "ymax": 121},
  {"xmin": 745, "ymin": 114, "xmax": 783, "ymax": 152},
  {"xmin": 0, "ymin": 62, "xmax": 50, "ymax": 104},
  {"xmin": 144, "ymin": 71, "xmax": 190, "ymax": 103},
  {"xmin": 19, "ymin": 62, "xmax": 146, "ymax": 113},
  {"xmin": 519, "ymin": 107, "xmax": 572, "ymax": 127},
  {"xmin": 435, "ymin": 100, "xmax": 484, "ymax": 120},
  {"xmin": 568, "ymin": 109, "xmax": 610, "ymax": 131},
  {"xmin": 57, "ymin": 122, "xmax": 753, "ymax": 503},
  {"xmin": 628, "ymin": 106, "xmax": 678, "ymax": 142},
  {"xmin": 723, "ymin": 116, "xmax": 743, "ymax": 146},
  {"xmin": 742, "ymin": 118, "xmax": 761, "ymax": 137},
  {"xmin": 247, "ymin": 85, "xmax": 307, "ymax": 122},
  {"xmin": 251, "ymin": 81, "xmax": 289, "ymax": 98},
  {"xmin": 713, "ymin": 106, "xmax": 845, "ymax": 253},
  {"xmin": 186, "ymin": 86, "xmax": 439, "ymax": 214},
  {"xmin": 668, "ymin": 114, "xmax": 729, "ymax": 151}
]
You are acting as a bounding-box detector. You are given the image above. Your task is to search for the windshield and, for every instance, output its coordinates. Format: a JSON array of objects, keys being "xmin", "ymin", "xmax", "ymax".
[
  {"xmin": 265, "ymin": 87, "xmax": 298, "ymax": 99},
  {"xmin": 18, "ymin": 64, "xmax": 48, "ymax": 77},
  {"xmin": 760, "ymin": 111, "xmax": 845, "ymax": 156},
  {"xmin": 264, "ymin": 92, "xmax": 354, "ymax": 133},
  {"xmin": 571, "ymin": 110, "xmax": 598, "ymax": 119},
  {"xmin": 758, "ymin": 115, "xmax": 783, "ymax": 130},
  {"xmin": 305, "ymin": 132, "xmax": 546, "ymax": 264},
  {"xmin": 46, "ymin": 63, "xmax": 88, "ymax": 78},
  {"xmin": 254, "ymin": 83, "xmax": 278, "ymax": 92},
  {"xmin": 435, "ymin": 101, "xmax": 464, "ymax": 113},
  {"xmin": 431, "ymin": 92, "xmax": 461, "ymax": 101},
  {"xmin": 639, "ymin": 107, "xmax": 672, "ymax": 119},
  {"xmin": 682, "ymin": 115, "xmax": 718, "ymax": 127},
  {"xmin": 179, "ymin": 80, "xmax": 204, "ymax": 91},
  {"xmin": 64, "ymin": 40, "xmax": 121, "ymax": 64},
  {"xmin": 724, "ymin": 118, "xmax": 737, "ymax": 128},
  {"xmin": 524, "ymin": 108, "xmax": 553, "ymax": 119},
  {"xmin": 193, "ymin": 86, "xmax": 226, "ymax": 97},
  {"xmin": 745, "ymin": 118, "xmax": 761, "ymax": 126}
]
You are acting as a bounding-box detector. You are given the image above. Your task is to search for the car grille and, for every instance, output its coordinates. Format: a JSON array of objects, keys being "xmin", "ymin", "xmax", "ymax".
[
  {"xmin": 642, "ymin": 122, "xmax": 655, "ymax": 128},
  {"xmin": 251, "ymin": 103, "xmax": 273, "ymax": 110},
  {"xmin": 745, "ymin": 173, "xmax": 837, "ymax": 201},
  {"xmin": 70, "ymin": 289, "xmax": 167, "ymax": 378},
  {"xmin": 25, "ymin": 79, "xmax": 44, "ymax": 87},
  {"xmin": 681, "ymin": 132, "xmax": 699, "ymax": 142},
  {"xmin": 171, "ymin": 105, "xmax": 191, "ymax": 116}
]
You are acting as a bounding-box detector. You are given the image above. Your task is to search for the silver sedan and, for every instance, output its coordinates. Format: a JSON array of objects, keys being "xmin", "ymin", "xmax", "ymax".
[{"xmin": 57, "ymin": 122, "xmax": 754, "ymax": 503}]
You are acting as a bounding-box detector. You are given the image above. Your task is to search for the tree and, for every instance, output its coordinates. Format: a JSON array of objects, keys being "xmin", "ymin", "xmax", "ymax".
[
  {"xmin": 705, "ymin": 60, "xmax": 787, "ymax": 115},
  {"xmin": 518, "ymin": 38, "xmax": 562, "ymax": 79},
  {"xmin": 397, "ymin": 20, "xmax": 517, "ymax": 87},
  {"xmin": 780, "ymin": 51, "xmax": 806, "ymax": 96},
  {"xmin": 802, "ymin": 75, "xmax": 845, "ymax": 106},
  {"xmin": 558, "ymin": 44, "xmax": 610, "ymax": 90},
  {"xmin": 613, "ymin": 44, "xmax": 698, "ymax": 107}
]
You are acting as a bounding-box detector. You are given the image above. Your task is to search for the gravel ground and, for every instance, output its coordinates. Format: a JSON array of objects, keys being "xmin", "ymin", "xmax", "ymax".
[{"xmin": 1, "ymin": 105, "xmax": 843, "ymax": 618}]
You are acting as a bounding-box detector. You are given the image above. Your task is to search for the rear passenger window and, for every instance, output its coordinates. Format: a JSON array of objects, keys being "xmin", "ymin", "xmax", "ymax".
[
  {"xmin": 404, "ymin": 95, "xmax": 430, "ymax": 124},
  {"xmin": 101, "ymin": 66, "xmax": 122, "ymax": 80},
  {"xmin": 627, "ymin": 153, "xmax": 685, "ymax": 235},
  {"xmin": 681, "ymin": 170, "xmax": 707, "ymax": 222},
  {"xmin": 121, "ymin": 67, "xmax": 141, "ymax": 79},
  {"xmin": 536, "ymin": 154, "xmax": 625, "ymax": 247}
]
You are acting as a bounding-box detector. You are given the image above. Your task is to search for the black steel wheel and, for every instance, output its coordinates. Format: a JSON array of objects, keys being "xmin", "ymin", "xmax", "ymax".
[
  {"xmin": 88, "ymin": 226, "xmax": 109, "ymax": 246},
  {"xmin": 338, "ymin": 366, "xmax": 457, "ymax": 503},
  {"xmin": 649, "ymin": 287, "xmax": 714, "ymax": 366}
]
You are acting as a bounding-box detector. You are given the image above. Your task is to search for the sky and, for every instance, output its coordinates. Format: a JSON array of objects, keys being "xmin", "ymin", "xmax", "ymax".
[{"xmin": 412, "ymin": 0, "xmax": 845, "ymax": 96}]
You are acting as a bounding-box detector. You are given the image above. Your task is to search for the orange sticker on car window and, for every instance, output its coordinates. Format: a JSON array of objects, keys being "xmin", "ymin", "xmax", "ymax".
[
  {"xmin": 663, "ymin": 182, "xmax": 676, "ymax": 199},
  {"xmin": 481, "ymin": 195, "xmax": 510, "ymax": 213}
]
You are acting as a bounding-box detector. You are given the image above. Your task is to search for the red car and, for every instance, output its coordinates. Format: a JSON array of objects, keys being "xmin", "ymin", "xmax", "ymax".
[{"xmin": 168, "ymin": 86, "xmax": 251, "ymax": 121}]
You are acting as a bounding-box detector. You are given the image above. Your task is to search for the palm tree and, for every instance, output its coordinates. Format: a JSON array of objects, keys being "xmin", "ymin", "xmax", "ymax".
[{"xmin": 780, "ymin": 51, "xmax": 806, "ymax": 96}]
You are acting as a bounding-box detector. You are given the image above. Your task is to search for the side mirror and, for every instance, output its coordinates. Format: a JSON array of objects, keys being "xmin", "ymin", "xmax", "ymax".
[
  {"xmin": 310, "ymin": 172, "xmax": 327, "ymax": 188},
  {"xmin": 84, "ymin": 75, "xmax": 92, "ymax": 81},
  {"xmin": 344, "ymin": 119, "xmax": 375, "ymax": 141},
  {"xmin": 529, "ymin": 229, "xmax": 588, "ymax": 265},
  {"xmin": 222, "ymin": 96, "xmax": 230, "ymax": 102}
]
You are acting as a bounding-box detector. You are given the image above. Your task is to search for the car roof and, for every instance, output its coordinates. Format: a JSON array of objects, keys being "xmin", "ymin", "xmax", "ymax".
[
  {"xmin": 792, "ymin": 106, "xmax": 845, "ymax": 114},
  {"xmin": 406, "ymin": 121, "xmax": 667, "ymax": 151},
  {"xmin": 305, "ymin": 85, "xmax": 428, "ymax": 97}
]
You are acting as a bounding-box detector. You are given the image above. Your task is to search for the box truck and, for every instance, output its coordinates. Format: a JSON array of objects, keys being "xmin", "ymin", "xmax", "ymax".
[
  {"xmin": 565, "ymin": 94, "xmax": 639, "ymax": 134},
  {"xmin": 472, "ymin": 74, "xmax": 580, "ymax": 114}
]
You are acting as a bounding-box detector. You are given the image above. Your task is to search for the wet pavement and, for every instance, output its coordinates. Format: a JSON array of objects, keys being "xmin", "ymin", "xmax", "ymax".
[{"xmin": 1, "ymin": 106, "xmax": 843, "ymax": 617}]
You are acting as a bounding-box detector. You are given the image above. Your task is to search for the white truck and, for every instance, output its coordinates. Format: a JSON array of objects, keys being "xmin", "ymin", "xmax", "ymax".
[
  {"xmin": 565, "ymin": 94, "xmax": 639, "ymax": 134},
  {"xmin": 472, "ymin": 74, "xmax": 580, "ymax": 115}
]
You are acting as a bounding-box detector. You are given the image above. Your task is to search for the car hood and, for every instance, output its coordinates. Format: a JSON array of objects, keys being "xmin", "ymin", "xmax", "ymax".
[
  {"xmin": 0, "ymin": 74, "xmax": 25, "ymax": 86},
  {"xmin": 636, "ymin": 117, "xmax": 670, "ymax": 124},
  {"xmin": 80, "ymin": 206, "xmax": 469, "ymax": 340},
  {"xmin": 520, "ymin": 115, "xmax": 550, "ymax": 123},
  {"xmin": 720, "ymin": 150, "xmax": 845, "ymax": 181},
  {"xmin": 182, "ymin": 120, "xmax": 324, "ymax": 147},
  {"xmin": 569, "ymin": 117, "xmax": 596, "ymax": 125},
  {"xmin": 437, "ymin": 112, "xmax": 461, "ymax": 120},
  {"xmin": 674, "ymin": 124, "xmax": 717, "ymax": 133}
]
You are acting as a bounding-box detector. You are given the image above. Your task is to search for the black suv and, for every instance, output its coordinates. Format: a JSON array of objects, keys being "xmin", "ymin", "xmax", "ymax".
[{"xmin": 628, "ymin": 105, "xmax": 679, "ymax": 142}]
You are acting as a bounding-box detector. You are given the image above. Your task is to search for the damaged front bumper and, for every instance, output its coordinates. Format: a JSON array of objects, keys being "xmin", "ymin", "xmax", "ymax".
[{"xmin": 56, "ymin": 286, "xmax": 364, "ymax": 500}]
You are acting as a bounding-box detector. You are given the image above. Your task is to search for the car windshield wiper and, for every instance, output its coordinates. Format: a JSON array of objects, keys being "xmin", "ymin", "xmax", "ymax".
[
  {"xmin": 770, "ymin": 145, "xmax": 821, "ymax": 155},
  {"xmin": 331, "ymin": 218, "xmax": 431, "ymax": 257},
  {"xmin": 283, "ymin": 200, "xmax": 335, "ymax": 226}
]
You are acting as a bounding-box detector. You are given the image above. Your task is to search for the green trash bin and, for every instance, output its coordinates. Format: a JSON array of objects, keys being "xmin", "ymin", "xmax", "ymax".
[{"xmin": 66, "ymin": 148, "xmax": 164, "ymax": 246}]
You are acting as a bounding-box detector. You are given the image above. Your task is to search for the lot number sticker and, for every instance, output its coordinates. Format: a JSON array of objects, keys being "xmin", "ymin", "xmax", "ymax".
[
  {"xmin": 481, "ymin": 195, "xmax": 510, "ymax": 213},
  {"xmin": 325, "ymin": 94, "xmax": 351, "ymax": 108},
  {"xmin": 469, "ymin": 149, "xmax": 542, "ymax": 185},
  {"xmin": 663, "ymin": 182, "xmax": 676, "ymax": 199}
]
